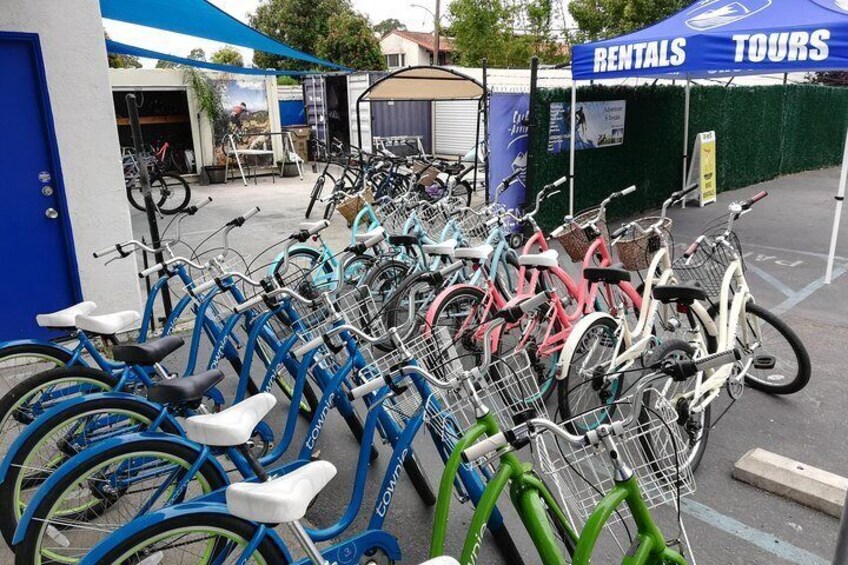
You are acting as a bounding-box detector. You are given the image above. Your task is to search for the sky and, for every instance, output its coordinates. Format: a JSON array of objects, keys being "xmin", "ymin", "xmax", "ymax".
[{"xmin": 104, "ymin": 0, "xmax": 452, "ymax": 67}]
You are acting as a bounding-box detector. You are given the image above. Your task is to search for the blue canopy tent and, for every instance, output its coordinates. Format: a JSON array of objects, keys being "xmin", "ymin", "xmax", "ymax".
[
  {"xmin": 105, "ymin": 40, "xmax": 315, "ymax": 76},
  {"xmin": 100, "ymin": 0, "xmax": 348, "ymax": 71},
  {"xmin": 568, "ymin": 0, "xmax": 848, "ymax": 282}
]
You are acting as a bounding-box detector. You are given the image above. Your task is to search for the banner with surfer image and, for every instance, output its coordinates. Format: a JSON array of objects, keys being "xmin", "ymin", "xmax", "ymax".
[{"xmin": 548, "ymin": 100, "xmax": 626, "ymax": 153}]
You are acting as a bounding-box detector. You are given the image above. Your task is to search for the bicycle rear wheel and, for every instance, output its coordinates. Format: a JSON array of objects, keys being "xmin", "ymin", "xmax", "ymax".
[
  {"xmin": 16, "ymin": 438, "xmax": 228, "ymax": 564},
  {"xmin": 153, "ymin": 173, "xmax": 191, "ymax": 215}
]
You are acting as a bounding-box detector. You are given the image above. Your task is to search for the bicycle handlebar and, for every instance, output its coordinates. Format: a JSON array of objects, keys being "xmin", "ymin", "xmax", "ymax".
[
  {"xmin": 139, "ymin": 256, "xmax": 207, "ymax": 278},
  {"xmin": 192, "ymin": 271, "xmax": 261, "ymax": 296},
  {"xmin": 293, "ymin": 323, "xmax": 383, "ymax": 359}
]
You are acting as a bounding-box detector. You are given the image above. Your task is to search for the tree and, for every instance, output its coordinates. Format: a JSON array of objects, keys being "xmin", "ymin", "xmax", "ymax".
[
  {"xmin": 188, "ymin": 47, "xmax": 207, "ymax": 61},
  {"xmin": 210, "ymin": 45, "xmax": 244, "ymax": 67},
  {"xmin": 374, "ymin": 18, "xmax": 406, "ymax": 35},
  {"xmin": 249, "ymin": 0, "xmax": 351, "ymax": 71},
  {"xmin": 812, "ymin": 72, "xmax": 848, "ymax": 86},
  {"xmin": 568, "ymin": 0, "xmax": 688, "ymax": 41},
  {"xmin": 104, "ymin": 32, "xmax": 142, "ymax": 69},
  {"xmin": 448, "ymin": 0, "xmax": 565, "ymax": 67},
  {"xmin": 317, "ymin": 12, "xmax": 386, "ymax": 70},
  {"xmin": 155, "ymin": 59, "xmax": 177, "ymax": 69}
]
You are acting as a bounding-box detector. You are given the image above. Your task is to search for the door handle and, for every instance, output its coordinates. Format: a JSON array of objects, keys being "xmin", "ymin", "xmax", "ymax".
[{"xmin": 45, "ymin": 208, "xmax": 59, "ymax": 219}]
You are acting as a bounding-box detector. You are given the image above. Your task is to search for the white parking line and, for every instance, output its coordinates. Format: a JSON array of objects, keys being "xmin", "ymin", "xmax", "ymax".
[
  {"xmin": 682, "ymin": 499, "xmax": 829, "ymax": 564},
  {"xmin": 773, "ymin": 264, "xmax": 848, "ymax": 316},
  {"xmin": 746, "ymin": 263, "xmax": 796, "ymax": 298}
]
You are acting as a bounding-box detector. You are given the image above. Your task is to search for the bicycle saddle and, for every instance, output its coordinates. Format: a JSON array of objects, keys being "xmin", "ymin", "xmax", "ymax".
[
  {"xmin": 518, "ymin": 249, "xmax": 559, "ymax": 268},
  {"xmin": 420, "ymin": 559, "xmax": 461, "ymax": 565},
  {"xmin": 388, "ymin": 234, "xmax": 420, "ymax": 247},
  {"xmin": 226, "ymin": 460, "xmax": 336, "ymax": 524},
  {"xmin": 422, "ymin": 239, "xmax": 457, "ymax": 257},
  {"xmin": 184, "ymin": 392, "xmax": 276, "ymax": 447},
  {"xmin": 354, "ymin": 226, "xmax": 385, "ymax": 243},
  {"xmin": 583, "ymin": 264, "xmax": 631, "ymax": 284},
  {"xmin": 454, "ymin": 244, "xmax": 494, "ymax": 262},
  {"xmin": 112, "ymin": 335, "xmax": 185, "ymax": 365},
  {"xmin": 652, "ymin": 281, "xmax": 707, "ymax": 305},
  {"xmin": 146, "ymin": 369, "xmax": 224, "ymax": 407},
  {"xmin": 75, "ymin": 310, "xmax": 141, "ymax": 336},
  {"xmin": 36, "ymin": 301, "xmax": 97, "ymax": 329}
]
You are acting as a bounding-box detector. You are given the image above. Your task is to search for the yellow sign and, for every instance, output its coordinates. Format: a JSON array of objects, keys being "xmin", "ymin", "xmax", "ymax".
[{"xmin": 699, "ymin": 131, "xmax": 717, "ymax": 206}]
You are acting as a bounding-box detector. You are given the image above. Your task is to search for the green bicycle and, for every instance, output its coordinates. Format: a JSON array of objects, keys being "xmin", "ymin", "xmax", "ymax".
[{"xmin": 445, "ymin": 348, "xmax": 739, "ymax": 565}]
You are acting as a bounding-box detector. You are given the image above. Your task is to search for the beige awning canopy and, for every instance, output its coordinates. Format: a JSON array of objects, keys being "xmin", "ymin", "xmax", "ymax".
[{"xmin": 360, "ymin": 66, "xmax": 485, "ymax": 101}]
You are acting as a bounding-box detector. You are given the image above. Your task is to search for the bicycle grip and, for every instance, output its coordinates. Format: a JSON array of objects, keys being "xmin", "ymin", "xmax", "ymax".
[
  {"xmin": 293, "ymin": 335, "xmax": 324, "ymax": 358},
  {"xmin": 93, "ymin": 244, "xmax": 119, "ymax": 258},
  {"xmin": 363, "ymin": 230, "xmax": 386, "ymax": 249},
  {"xmin": 308, "ymin": 219, "xmax": 331, "ymax": 235},
  {"xmin": 233, "ymin": 294, "xmax": 265, "ymax": 314},
  {"xmin": 749, "ymin": 191, "xmax": 768, "ymax": 205},
  {"xmin": 462, "ymin": 432, "xmax": 508, "ymax": 463},
  {"xmin": 195, "ymin": 196, "xmax": 213, "ymax": 210},
  {"xmin": 683, "ymin": 239, "xmax": 701, "ymax": 259},
  {"xmin": 139, "ymin": 263, "xmax": 165, "ymax": 278},
  {"xmin": 243, "ymin": 207, "xmax": 260, "ymax": 221},
  {"xmin": 347, "ymin": 376, "xmax": 386, "ymax": 400},
  {"xmin": 551, "ymin": 175, "xmax": 569, "ymax": 188},
  {"xmin": 192, "ymin": 278, "xmax": 219, "ymax": 295}
]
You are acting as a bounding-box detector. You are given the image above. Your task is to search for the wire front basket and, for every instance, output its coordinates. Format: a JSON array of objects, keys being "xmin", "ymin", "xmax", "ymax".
[
  {"xmin": 613, "ymin": 217, "xmax": 673, "ymax": 271},
  {"xmin": 672, "ymin": 232, "xmax": 743, "ymax": 298},
  {"xmin": 535, "ymin": 392, "xmax": 695, "ymax": 528},
  {"xmin": 456, "ymin": 212, "xmax": 492, "ymax": 246},
  {"xmin": 375, "ymin": 198, "xmax": 409, "ymax": 234},
  {"xmin": 425, "ymin": 350, "xmax": 550, "ymax": 467}
]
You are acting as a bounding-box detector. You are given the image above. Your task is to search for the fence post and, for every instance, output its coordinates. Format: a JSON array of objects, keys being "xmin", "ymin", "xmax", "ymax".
[{"xmin": 525, "ymin": 56, "xmax": 539, "ymax": 211}]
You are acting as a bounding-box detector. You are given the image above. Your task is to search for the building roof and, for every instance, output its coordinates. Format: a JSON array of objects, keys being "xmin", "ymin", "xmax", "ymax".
[{"xmin": 383, "ymin": 30, "xmax": 456, "ymax": 53}]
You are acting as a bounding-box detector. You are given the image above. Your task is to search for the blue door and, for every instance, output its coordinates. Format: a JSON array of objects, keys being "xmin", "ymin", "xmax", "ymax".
[{"xmin": 0, "ymin": 33, "xmax": 81, "ymax": 340}]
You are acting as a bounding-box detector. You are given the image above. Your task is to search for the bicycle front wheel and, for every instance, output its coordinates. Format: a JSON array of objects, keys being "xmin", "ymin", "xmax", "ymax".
[{"xmin": 739, "ymin": 302, "xmax": 811, "ymax": 394}]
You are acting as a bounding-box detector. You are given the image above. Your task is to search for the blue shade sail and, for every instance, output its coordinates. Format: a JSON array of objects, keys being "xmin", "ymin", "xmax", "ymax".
[
  {"xmin": 571, "ymin": 0, "xmax": 848, "ymax": 80},
  {"xmin": 100, "ymin": 0, "xmax": 348, "ymax": 70},
  {"xmin": 106, "ymin": 40, "xmax": 314, "ymax": 76}
]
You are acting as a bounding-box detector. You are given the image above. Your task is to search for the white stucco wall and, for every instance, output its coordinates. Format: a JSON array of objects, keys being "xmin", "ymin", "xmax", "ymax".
[
  {"xmin": 380, "ymin": 34, "xmax": 427, "ymax": 67},
  {"xmin": 1, "ymin": 0, "xmax": 142, "ymax": 317}
]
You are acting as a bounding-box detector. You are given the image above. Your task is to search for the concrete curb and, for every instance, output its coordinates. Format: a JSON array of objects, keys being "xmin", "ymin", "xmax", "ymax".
[{"xmin": 733, "ymin": 447, "xmax": 848, "ymax": 518}]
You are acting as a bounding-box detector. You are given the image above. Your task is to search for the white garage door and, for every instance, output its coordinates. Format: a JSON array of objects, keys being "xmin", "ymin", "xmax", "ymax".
[
  {"xmin": 348, "ymin": 73, "xmax": 372, "ymax": 152},
  {"xmin": 434, "ymin": 100, "xmax": 481, "ymax": 156}
]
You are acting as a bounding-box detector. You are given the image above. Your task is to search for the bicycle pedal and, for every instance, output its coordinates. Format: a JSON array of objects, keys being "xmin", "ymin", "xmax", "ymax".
[{"xmin": 753, "ymin": 355, "xmax": 776, "ymax": 370}]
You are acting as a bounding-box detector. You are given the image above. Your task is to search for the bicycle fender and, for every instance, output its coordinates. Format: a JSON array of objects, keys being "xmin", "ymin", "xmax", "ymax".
[
  {"xmin": 14, "ymin": 431, "xmax": 225, "ymax": 546},
  {"xmin": 0, "ymin": 392, "xmax": 181, "ymax": 484},
  {"xmin": 0, "ymin": 339, "xmax": 81, "ymax": 363},
  {"xmin": 556, "ymin": 312, "xmax": 617, "ymax": 381},
  {"xmin": 79, "ymin": 503, "xmax": 266, "ymax": 565}
]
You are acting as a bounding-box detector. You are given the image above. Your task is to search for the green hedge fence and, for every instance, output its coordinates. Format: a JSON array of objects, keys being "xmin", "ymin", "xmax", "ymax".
[{"xmin": 527, "ymin": 84, "xmax": 848, "ymax": 229}]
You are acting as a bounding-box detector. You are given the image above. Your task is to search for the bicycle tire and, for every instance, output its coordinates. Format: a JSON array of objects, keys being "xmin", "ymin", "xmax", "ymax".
[
  {"xmin": 0, "ymin": 394, "xmax": 183, "ymax": 546},
  {"xmin": 384, "ymin": 271, "xmax": 441, "ymax": 341},
  {"xmin": 306, "ymin": 174, "xmax": 332, "ymax": 219},
  {"xmin": 558, "ymin": 317, "xmax": 625, "ymax": 433},
  {"xmin": 0, "ymin": 367, "xmax": 118, "ymax": 457},
  {"xmin": 154, "ymin": 173, "xmax": 192, "ymax": 215},
  {"xmin": 427, "ymin": 286, "xmax": 489, "ymax": 372},
  {"xmin": 15, "ymin": 438, "xmax": 229, "ymax": 564},
  {"xmin": 362, "ymin": 259, "xmax": 412, "ymax": 317},
  {"xmin": 451, "ymin": 180, "xmax": 473, "ymax": 207},
  {"xmin": 641, "ymin": 339, "xmax": 711, "ymax": 472},
  {"xmin": 0, "ymin": 343, "xmax": 73, "ymax": 397},
  {"xmin": 738, "ymin": 302, "xmax": 811, "ymax": 394},
  {"xmin": 126, "ymin": 178, "xmax": 167, "ymax": 212},
  {"xmin": 75, "ymin": 512, "xmax": 287, "ymax": 565}
]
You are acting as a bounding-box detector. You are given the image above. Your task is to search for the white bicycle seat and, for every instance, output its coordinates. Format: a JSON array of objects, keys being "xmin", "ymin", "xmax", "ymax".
[
  {"xmin": 419, "ymin": 558, "xmax": 460, "ymax": 565},
  {"xmin": 354, "ymin": 226, "xmax": 386, "ymax": 243},
  {"xmin": 226, "ymin": 460, "xmax": 337, "ymax": 524},
  {"xmin": 184, "ymin": 392, "xmax": 276, "ymax": 447},
  {"xmin": 74, "ymin": 311, "xmax": 140, "ymax": 335},
  {"xmin": 454, "ymin": 244, "xmax": 494, "ymax": 262},
  {"xmin": 36, "ymin": 302, "xmax": 97, "ymax": 328},
  {"xmin": 422, "ymin": 239, "xmax": 458, "ymax": 257},
  {"xmin": 518, "ymin": 249, "xmax": 559, "ymax": 269}
]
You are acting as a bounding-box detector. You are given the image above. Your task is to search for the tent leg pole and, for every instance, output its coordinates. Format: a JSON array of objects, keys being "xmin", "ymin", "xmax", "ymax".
[
  {"xmin": 825, "ymin": 127, "xmax": 848, "ymax": 284},
  {"xmin": 682, "ymin": 79, "xmax": 691, "ymax": 208},
  {"xmin": 569, "ymin": 80, "xmax": 577, "ymax": 217}
]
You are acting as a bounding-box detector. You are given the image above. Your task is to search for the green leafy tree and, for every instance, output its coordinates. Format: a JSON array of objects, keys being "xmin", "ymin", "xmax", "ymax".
[
  {"xmin": 155, "ymin": 59, "xmax": 177, "ymax": 68},
  {"xmin": 568, "ymin": 0, "xmax": 688, "ymax": 41},
  {"xmin": 210, "ymin": 45, "xmax": 245, "ymax": 67},
  {"xmin": 188, "ymin": 47, "xmax": 207, "ymax": 61},
  {"xmin": 317, "ymin": 12, "xmax": 386, "ymax": 70},
  {"xmin": 374, "ymin": 18, "xmax": 407, "ymax": 35},
  {"xmin": 104, "ymin": 32, "xmax": 142, "ymax": 69},
  {"xmin": 249, "ymin": 0, "xmax": 351, "ymax": 71},
  {"xmin": 448, "ymin": 0, "xmax": 565, "ymax": 66}
]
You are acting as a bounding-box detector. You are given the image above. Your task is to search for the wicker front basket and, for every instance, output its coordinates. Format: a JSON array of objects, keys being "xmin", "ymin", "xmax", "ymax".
[
  {"xmin": 554, "ymin": 208, "xmax": 608, "ymax": 263},
  {"xmin": 337, "ymin": 188, "xmax": 374, "ymax": 225},
  {"xmin": 614, "ymin": 217, "xmax": 673, "ymax": 271}
]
